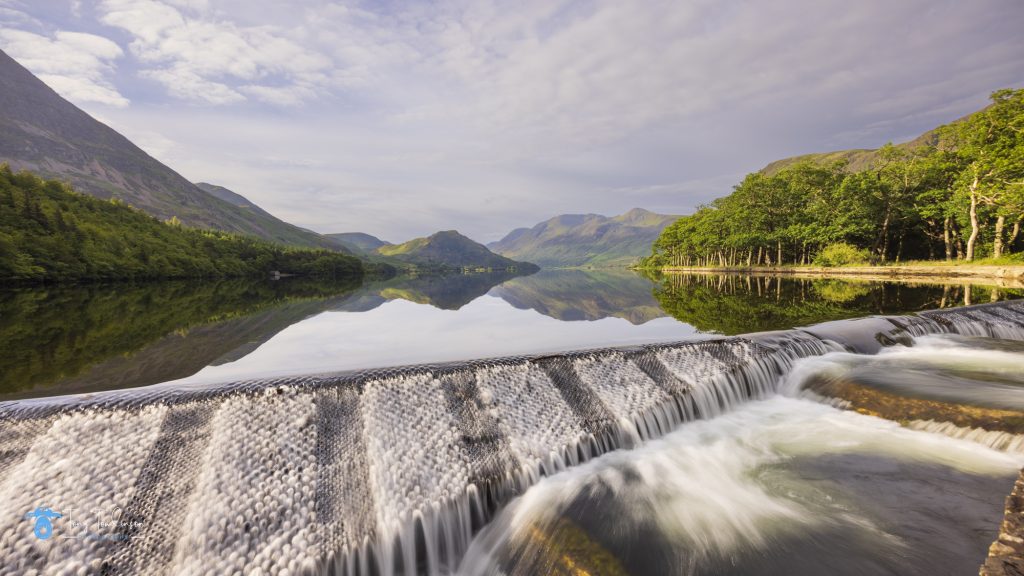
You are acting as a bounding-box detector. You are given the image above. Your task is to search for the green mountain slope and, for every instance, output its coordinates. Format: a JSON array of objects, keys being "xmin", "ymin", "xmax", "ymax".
[
  {"xmin": 489, "ymin": 208, "xmax": 679, "ymax": 268},
  {"xmin": 760, "ymin": 118, "xmax": 946, "ymax": 175},
  {"xmin": 0, "ymin": 167, "xmax": 363, "ymax": 282},
  {"xmin": 326, "ymin": 232, "xmax": 393, "ymax": 254},
  {"xmin": 378, "ymin": 230, "xmax": 538, "ymax": 271},
  {"xmin": 0, "ymin": 49, "xmax": 340, "ymax": 250}
]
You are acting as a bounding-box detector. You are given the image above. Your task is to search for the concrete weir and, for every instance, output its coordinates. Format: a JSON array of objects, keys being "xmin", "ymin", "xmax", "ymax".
[{"xmin": 1, "ymin": 301, "xmax": 1024, "ymax": 575}]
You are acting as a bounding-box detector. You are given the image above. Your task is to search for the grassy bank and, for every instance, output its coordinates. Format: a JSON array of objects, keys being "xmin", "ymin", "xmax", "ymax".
[{"xmin": 653, "ymin": 260, "xmax": 1024, "ymax": 287}]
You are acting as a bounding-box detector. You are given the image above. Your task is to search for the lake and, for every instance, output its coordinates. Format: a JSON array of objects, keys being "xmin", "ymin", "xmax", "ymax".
[
  {"xmin": 3, "ymin": 270, "xmax": 1024, "ymax": 575},
  {"xmin": 1, "ymin": 269, "xmax": 1021, "ymax": 402}
]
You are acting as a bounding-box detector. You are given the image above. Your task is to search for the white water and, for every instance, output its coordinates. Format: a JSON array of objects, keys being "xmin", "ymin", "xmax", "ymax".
[
  {"xmin": 457, "ymin": 396, "xmax": 1024, "ymax": 575},
  {"xmin": 779, "ymin": 333, "xmax": 1024, "ymax": 409}
]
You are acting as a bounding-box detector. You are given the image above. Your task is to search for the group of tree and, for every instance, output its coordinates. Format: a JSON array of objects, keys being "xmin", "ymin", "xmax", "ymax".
[
  {"xmin": 0, "ymin": 167, "xmax": 365, "ymax": 283},
  {"xmin": 642, "ymin": 89, "xmax": 1024, "ymax": 268}
]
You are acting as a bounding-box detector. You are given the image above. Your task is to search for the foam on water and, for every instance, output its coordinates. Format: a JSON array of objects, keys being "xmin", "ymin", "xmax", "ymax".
[
  {"xmin": 0, "ymin": 300, "xmax": 1022, "ymax": 574},
  {"xmin": 779, "ymin": 332, "xmax": 1024, "ymax": 410},
  {"xmin": 456, "ymin": 396, "xmax": 1024, "ymax": 575}
]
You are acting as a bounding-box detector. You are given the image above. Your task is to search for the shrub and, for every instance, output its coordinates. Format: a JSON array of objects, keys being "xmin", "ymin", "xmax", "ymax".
[{"xmin": 814, "ymin": 243, "xmax": 872, "ymax": 267}]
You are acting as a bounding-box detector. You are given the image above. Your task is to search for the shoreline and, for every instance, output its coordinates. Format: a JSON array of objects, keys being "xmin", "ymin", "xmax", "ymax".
[{"xmin": 654, "ymin": 264, "xmax": 1024, "ymax": 288}]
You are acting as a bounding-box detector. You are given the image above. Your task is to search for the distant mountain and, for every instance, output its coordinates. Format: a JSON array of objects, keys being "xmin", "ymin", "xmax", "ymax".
[
  {"xmin": 326, "ymin": 232, "xmax": 393, "ymax": 255},
  {"xmin": 0, "ymin": 49, "xmax": 340, "ymax": 250},
  {"xmin": 378, "ymin": 230, "xmax": 538, "ymax": 271},
  {"xmin": 489, "ymin": 208, "xmax": 679, "ymax": 268}
]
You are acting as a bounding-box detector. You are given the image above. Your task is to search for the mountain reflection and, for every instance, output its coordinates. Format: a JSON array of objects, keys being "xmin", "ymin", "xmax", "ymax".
[
  {"xmin": 2, "ymin": 270, "xmax": 1020, "ymax": 402},
  {"xmin": 489, "ymin": 269, "xmax": 665, "ymax": 324}
]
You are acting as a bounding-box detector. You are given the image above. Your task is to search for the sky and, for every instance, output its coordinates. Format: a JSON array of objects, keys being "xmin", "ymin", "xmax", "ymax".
[{"xmin": 1, "ymin": 0, "xmax": 1023, "ymax": 243}]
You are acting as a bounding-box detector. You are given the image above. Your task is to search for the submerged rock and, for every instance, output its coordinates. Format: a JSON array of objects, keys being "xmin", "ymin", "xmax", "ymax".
[{"xmin": 803, "ymin": 373, "xmax": 1024, "ymax": 435}]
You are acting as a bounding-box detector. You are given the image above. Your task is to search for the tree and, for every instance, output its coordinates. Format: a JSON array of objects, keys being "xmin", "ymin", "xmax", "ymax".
[{"xmin": 942, "ymin": 89, "xmax": 1024, "ymax": 260}]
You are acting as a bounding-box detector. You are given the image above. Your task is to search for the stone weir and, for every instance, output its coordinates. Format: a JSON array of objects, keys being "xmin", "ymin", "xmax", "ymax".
[{"xmin": 1, "ymin": 301, "xmax": 1024, "ymax": 576}]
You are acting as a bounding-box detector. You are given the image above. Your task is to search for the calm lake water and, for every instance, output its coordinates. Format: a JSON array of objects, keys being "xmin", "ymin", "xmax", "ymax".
[{"xmin": 0, "ymin": 269, "xmax": 1021, "ymax": 401}]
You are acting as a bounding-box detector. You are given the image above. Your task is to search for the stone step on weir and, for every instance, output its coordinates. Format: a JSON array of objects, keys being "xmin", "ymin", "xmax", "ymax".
[
  {"xmin": 0, "ymin": 300, "xmax": 1022, "ymax": 576},
  {"xmin": 981, "ymin": 468, "xmax": 1024, "ymax": 576}
]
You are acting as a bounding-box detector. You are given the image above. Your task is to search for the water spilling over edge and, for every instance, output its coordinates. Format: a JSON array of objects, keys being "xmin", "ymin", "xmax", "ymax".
[{"xmin": 0, "ymin": 300, "xmax": 1023, "ymax": 575}]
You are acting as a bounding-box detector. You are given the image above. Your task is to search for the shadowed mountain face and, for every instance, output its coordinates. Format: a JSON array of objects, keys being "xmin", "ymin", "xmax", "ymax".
[
  {"xmin": 0, "ymin": 50, "xmax": 340, "ymax": 250},
  {"xmin": 489, "ymin": 268, "xmax": 666, "ymax": 324},
  {"xmin": 489, "ymin": 208, "xmax": 679, "ymax": 268},
  {"xmin": 378, "ymin": 230, "xmax": 539, "ymax": 271}
]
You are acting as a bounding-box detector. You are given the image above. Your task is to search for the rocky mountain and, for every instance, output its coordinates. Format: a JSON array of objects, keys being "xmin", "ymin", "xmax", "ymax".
[
  {"xmin": 378, "ymin": 230, "xmax": 538, "ymax": 271},
  {"xmin": 0, "ymin": 49, "xmax": 340, "ymax": 250},
  {"xmin": 326, "ymin": 232, "xmax": 393, "ymax": 255},
  {"xmin": 489, "ymin": 208, "xmax": 679, "ymax": 268}
]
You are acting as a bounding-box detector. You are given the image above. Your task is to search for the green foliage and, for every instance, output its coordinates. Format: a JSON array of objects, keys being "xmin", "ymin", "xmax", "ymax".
[
  {"xmin": 814, "ymin": 243, "xmax": 873, "ymax": 267},
  {"xmin": 644, "ymin": 89, "xmax": 1024, "ymax": 267},
  {"xmin": 0, "ymin": 167, "xmax": 364, "ymax": 283}
]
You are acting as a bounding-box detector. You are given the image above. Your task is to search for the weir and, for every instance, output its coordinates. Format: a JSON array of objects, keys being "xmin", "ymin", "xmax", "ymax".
[{"xmin": 1, "ymin": 300, "xmax": 1024, "ymax": 575}]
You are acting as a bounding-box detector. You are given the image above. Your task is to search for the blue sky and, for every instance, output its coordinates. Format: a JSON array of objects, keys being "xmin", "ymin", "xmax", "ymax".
[{"xmin": 1, "ymin": 0, "xmax": 1023, "ymax": 242}]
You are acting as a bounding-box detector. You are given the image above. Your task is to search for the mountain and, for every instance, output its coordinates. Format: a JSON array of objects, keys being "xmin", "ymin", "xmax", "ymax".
[
  {"xmin": 0, "ymin": 49, "xmax": 340, "ymax": 250},
  {"xmin": 759, "ymin": 119, "xmax": 946, "ymax": 175},
  {"xmin": 0, "ymin": 168, "xmax": 363, "ymax": 282},
  {"xmin": 377, "ymin": 230, "xmax": 538, "ymax": 271},
  {"xmin": 489, "ymin": 208, "xmax": 679, "ymax": 268},
  {"xmin": 326, "ymin": 232, "xmax": 393, "ymax": 254}
]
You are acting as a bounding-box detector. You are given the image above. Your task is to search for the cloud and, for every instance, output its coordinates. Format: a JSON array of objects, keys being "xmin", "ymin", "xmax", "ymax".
[
  {"xmin": 4, "ymin": 0, "xmax": 1024, "ymax": 242},
  {"xmin": 97, "ymin": 0, "xmax": 331, "ymax": 105},
  {"xmin": 139, "ymin": 66, "xmax": 244, "ymax": 104},
  {"xmin": 0, "ymin": 28, "xmax": 128, "ymax": 107}
]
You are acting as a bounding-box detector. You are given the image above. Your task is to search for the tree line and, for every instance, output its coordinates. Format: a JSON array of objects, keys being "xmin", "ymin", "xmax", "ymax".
[
  {"xmin": 0, "ymin": 167, "xmax": 366, "ymax": 283},
  {"xmin": 642, "ymin": 89, "xmax": 1024, "ymax": 268}
]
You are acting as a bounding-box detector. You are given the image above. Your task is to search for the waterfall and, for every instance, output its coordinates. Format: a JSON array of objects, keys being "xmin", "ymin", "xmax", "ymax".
[{"xmin": 1, "ymin": 300, "xmax": 1022, "ymax": 575}]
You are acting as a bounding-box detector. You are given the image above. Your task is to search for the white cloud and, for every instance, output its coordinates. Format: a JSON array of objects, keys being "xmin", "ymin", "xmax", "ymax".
[
  {"xmin": 140, "ymin": 66, "xmax": 244, "ymax": 104},
  {"xmin": 0, "ymin": 28, "xmax": 128, "ymax": 107},
  {"xmin": 97, "ymin": 0, "xmax": 331, "ymax": 105},
  {"xmin": 4, "ymin": 0, "xmax": 1024, "ymax": 241}
]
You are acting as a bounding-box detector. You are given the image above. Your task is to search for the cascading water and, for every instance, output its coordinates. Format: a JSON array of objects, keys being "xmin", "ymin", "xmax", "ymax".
[{"xmin": 1, "ymin": 300, "xmax": 1023, "ymax": 575}]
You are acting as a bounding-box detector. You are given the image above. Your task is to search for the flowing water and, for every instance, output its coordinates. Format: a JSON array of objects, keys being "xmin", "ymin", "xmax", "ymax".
[
  {"xmin": 458, "ymin": 397, "xmax": 1022, "ymax": 576},
  {"xmin": 2, "ymin": 272, "xmax": 1024, "ymax": 575},
  {"xmin": 455, "ymin": 329, "xmax": 1024, "ymax": 576}
]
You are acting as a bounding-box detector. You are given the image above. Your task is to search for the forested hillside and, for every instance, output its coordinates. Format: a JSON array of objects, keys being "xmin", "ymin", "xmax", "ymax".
[
  {"xmin": 0, "ymin": 167, "xmax": 364, "ymax": 283},
  {"xmin": 643, "ymin": 89, "xmax": 1024, "ymax": 267},
  {"xmin": 0, "ymin": 50, "xmax": 343, "ymax": 250}
]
